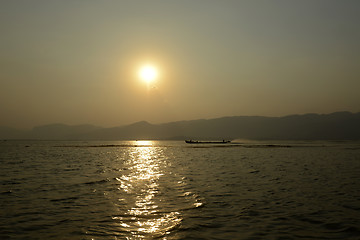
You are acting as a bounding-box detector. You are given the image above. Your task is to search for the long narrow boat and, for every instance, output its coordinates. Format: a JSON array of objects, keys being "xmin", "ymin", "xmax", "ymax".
[{"xmin": 185, "ymin": 140, "xmax": 231, "ymax": 144}]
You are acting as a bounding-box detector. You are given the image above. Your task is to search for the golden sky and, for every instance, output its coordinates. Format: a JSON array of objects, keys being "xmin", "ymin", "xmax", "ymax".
[{"xmin": 1, "ymin": 0, "xmax": 359, "ymax": 128}]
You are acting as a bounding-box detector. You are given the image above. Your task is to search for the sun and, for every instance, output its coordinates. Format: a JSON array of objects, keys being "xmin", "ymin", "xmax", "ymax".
[{"xmin": 139, "ymin": 65, "xmax": 158, "ymax": 83}]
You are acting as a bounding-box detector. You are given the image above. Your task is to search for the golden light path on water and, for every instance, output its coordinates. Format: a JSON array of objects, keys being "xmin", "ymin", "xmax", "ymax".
[{"xmin": 113, "ymin": 141, "xmax": 183, "ymax": 239}]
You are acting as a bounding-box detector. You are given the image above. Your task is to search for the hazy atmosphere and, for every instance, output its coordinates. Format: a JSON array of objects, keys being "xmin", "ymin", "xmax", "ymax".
[
  {"xmin": 1, "ymin": 2, "xmax": 360, "ymax": 238},
  {"xmin": 1, "ymin": 0, "xmax": 360, "ymax": 129}
]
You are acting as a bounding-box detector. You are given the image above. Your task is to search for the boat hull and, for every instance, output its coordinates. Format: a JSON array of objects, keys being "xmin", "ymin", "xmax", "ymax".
[{"xmin": 185, "ymin": 140, "xmax": 231, "ymax": 144}]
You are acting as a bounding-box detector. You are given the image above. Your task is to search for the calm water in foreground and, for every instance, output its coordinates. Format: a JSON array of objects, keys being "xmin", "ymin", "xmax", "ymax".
[{"xmin": 1, "ymin": 140, "xmax": 360, "ymax": 239}]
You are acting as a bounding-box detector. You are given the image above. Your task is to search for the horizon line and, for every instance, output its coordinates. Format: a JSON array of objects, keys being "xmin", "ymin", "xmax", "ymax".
[{"xmin": 2, "ymin": 110, "xmax": 358, "ymax": 130}]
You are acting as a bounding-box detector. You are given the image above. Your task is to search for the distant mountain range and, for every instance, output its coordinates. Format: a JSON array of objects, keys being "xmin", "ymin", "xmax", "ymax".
[{"xmin": 1, "ymin": 111, "xmax": 360, "ymax": 140}]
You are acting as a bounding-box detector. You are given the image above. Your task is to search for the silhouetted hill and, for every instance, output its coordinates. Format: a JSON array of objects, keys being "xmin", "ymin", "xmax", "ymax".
[
  {"xmin": 1, "ymin": 112, "xmax": 359, "ymax": 140},
  {"xmin": 159, "ymin": 111, "xmax": 360, "ymax": 140}
]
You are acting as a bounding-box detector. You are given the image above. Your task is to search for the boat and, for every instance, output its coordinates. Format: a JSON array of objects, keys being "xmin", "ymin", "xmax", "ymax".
[{"xmin": 185, "ymin": 140, "xmax": 231, "ymax": 144}]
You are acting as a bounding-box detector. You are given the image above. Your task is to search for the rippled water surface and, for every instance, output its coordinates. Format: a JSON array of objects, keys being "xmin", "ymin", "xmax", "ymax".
[{"xmin": 1, "ymin": 140, "xmax": 360, "ymax": 239}]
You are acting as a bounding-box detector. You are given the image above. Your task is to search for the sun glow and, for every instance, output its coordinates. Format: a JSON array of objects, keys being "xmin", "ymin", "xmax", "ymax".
[{"xmin": 139, "ymin": 65, "xmax": 158, "ymax": 83}]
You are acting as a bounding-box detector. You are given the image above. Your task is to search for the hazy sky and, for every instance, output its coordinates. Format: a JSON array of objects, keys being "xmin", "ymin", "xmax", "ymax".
[{"xmin": 1, "ymin": 0, "xmax": 359, "ymax": 128}]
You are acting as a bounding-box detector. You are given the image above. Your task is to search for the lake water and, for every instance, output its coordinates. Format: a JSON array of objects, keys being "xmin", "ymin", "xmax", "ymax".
[{"xmin": 1, "ymin": 140, "xmax": 360, "ymax": 239}]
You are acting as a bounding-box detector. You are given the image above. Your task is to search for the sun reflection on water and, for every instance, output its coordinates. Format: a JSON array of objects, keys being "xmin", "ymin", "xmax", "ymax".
[
  {"xmin": 133, "ymin": 140, "xmax": 153, "ymax": 146},
  {"xmin": 113, "ymin": 143, "xmax": 182, "ymax": 238}
]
